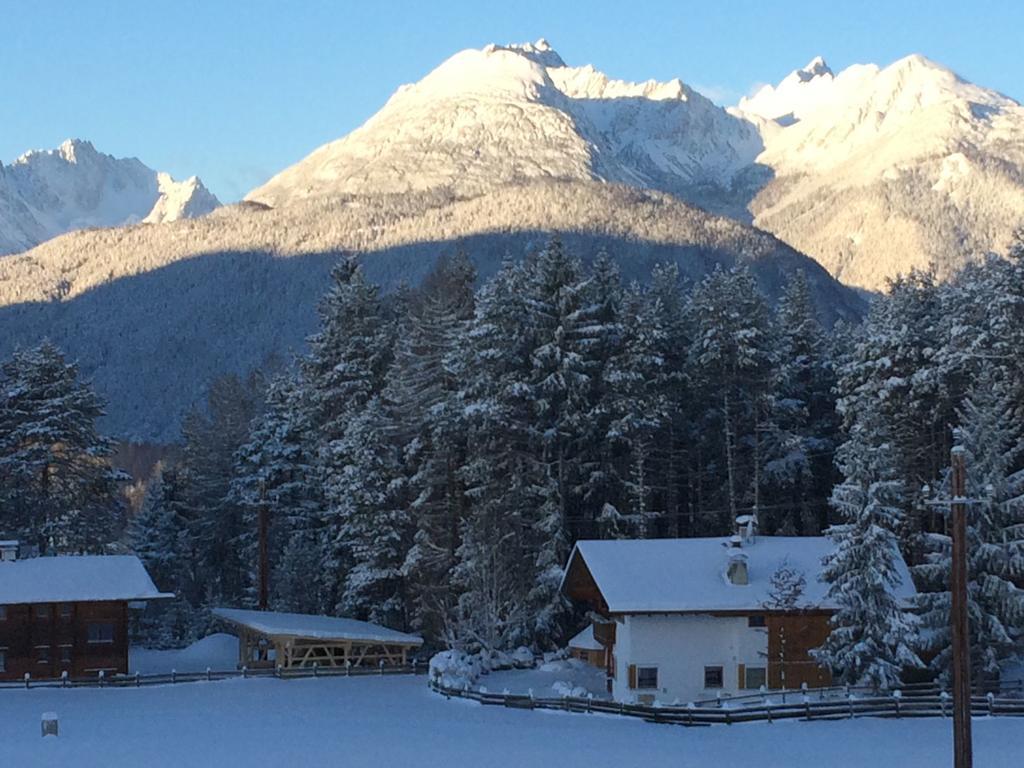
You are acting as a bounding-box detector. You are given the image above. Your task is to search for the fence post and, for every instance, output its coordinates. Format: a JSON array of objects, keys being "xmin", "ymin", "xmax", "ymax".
[
  {"xmin": 171, "ymin": 669, "xmax": 177, "ymax": 685},
  {"xmin": 379, "ymin": 660, "xmax": 385, "ymax": 676},
  {"xmin": 940, "ymin": 690, "xmax": 949, "ymax": 717},
  {"xmin": 242, "ymin": 666, "xmax": 247, "ymax": 680},
  {"xmin": 313, "ymin": 662, "xmax": 319, "ymax": 678},
  {"xmin": 24, "ymin": 672, "xmax": 30, "ymax": 690},
  {"xmin": 98, "ymin": 670, "xmax": 105, "ymax": 688},
  {"xmin": 345, "ymin": 660, "xmax": 351, "ymax": 677},
  {"xmin": 135, "ymin": 672, "xmax": 141, "ymax": 688},
  {"xmin": 848, "ymin": 692, "xmax": 854, "ymax": 719},
  {"xmin": 61, "ymin": 670, "xmax": 68, "ymax": 689},
  {"xmin": 893, "ymin": 689, "xmax": 901, "ymax": 718},
  {"xmin": 987, "ymin": 692, "xmax": 995, "ymax": 717},
  {"xmin": 206, "ymin": 667, "xmax": 212, "ymax": 682}
]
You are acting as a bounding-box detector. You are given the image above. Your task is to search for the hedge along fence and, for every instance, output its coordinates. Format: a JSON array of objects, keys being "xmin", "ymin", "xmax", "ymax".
[
  {"xmin": 0, "ymin": 661, "xmax": 426, "ymax": 691},
  {"xmin": 428, "ymin": 679, "xmax": 1024, "ymax": 727}
]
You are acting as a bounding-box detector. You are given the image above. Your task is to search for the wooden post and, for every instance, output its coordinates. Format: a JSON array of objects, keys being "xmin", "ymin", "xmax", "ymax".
[
  {"xmin": 950, "ymin": 446, "xmax": 973, "ymax": 768},
  {"xmin": 258, "ymin": 483, "xmax": 269, "ymax": 611}
]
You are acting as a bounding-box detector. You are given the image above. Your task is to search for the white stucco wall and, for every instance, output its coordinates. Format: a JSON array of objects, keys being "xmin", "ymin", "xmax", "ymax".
[{"xmin": 611, "ymin": 614, "xmax": 769, "ymax": 704}]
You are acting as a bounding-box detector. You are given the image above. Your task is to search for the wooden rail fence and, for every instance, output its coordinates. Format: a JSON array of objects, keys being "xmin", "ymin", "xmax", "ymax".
[
  {"xmin": 0, "ymin": 661, "xmax": 425, "ymax": 690},
  {"xmin": 429, "ymin": 679, "xmax": 1024, "ymax": 727}
]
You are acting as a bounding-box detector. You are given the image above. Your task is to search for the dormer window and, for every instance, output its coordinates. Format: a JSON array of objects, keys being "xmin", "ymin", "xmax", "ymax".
[{"xmin": 726, "ymin": 554, "xmax": 749, "ymax": 585}]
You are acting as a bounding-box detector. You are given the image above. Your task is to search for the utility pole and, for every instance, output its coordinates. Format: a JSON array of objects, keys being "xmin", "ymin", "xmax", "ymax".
[
  {"xmin": 950, "ymin": 446, "xmax": 973, "ymax": 768},
  {"xmin": 258, "ymin": 481, "xmax": 269, "ymax": 611}
]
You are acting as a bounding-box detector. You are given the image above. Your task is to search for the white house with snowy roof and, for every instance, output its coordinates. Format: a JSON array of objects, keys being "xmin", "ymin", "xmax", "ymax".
[{"xmin": 561, "ymin": 526, "xmax": 917, "ymax": 704}]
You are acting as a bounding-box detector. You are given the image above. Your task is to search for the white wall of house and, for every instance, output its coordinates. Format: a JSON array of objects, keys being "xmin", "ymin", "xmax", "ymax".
[{"xmin": 611, "ymin": 614, "xmax": 769, "ymax": 705}]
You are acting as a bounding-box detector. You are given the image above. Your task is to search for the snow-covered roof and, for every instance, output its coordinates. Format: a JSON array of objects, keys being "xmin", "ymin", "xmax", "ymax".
[
  {"xmin": 567, "ymin": 625, "xmax": 603, "ymax": 651},
  {"xmin": 212, "ymin": 608, "xmax": 424, "ymax": 646},
  {"xmin": 0, "ymin": 555, "xmax": 173, "ymax": 605},
  {"xmin": 562, "ymin": 536, "xmax": 917, "ymax": 613}
]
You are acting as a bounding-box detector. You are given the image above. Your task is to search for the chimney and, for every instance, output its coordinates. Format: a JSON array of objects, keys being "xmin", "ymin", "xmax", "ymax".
[
  {"xmin": 735, "ymin": 514, "xmax": 758, "ymax": 545},
  {"xmin": 0, "ymin": 540, "xmax": 18, "ymax": 562}
]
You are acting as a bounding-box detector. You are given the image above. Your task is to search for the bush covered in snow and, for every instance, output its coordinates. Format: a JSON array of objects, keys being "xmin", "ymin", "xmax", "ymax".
[{"xmin": 429, "ymin": 650, "xmax": 485, "ymax": 689}]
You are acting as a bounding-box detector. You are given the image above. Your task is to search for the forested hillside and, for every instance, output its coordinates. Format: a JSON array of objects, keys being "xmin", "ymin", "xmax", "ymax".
[{"xmin": 5, "ymin": 233, "xmax": 1019, "ymax": 682}]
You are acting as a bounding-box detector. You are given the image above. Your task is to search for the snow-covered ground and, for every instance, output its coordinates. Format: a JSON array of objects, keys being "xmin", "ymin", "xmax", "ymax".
[
  {"xmin": 129, "ymin": 634, "xmax": 240, "ymax": 674},
  {"xmin": 482, "ymin": 657, "xmax": 609, "ymax": 699},
  {"xmin": 1, "ymin": 674, "xmax": 1022, "ymax": 767}
]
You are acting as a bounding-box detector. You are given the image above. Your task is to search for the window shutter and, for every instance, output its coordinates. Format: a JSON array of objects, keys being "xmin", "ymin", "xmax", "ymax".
[
  {"xmin": 738, "ymin": 664, "xmax": 746, "ymax": 690},
  {"xmin": 628, "ymin": 664, "xmax": 637, "ymax": 689}
]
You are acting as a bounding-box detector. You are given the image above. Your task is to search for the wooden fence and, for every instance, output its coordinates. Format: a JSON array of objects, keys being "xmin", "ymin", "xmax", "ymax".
[
  {"xmin": 0, "ymin": 661, "xmax": 425, "ymax": 690},
  {"xmin": 429, "ymin": 678, "xmax": 1024, "ymax": 727}
]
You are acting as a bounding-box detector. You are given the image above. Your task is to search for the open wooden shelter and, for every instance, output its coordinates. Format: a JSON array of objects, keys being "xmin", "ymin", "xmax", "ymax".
[{"xmin": 212, "ymin": 607, "xmax": 423, "ymax": 670}]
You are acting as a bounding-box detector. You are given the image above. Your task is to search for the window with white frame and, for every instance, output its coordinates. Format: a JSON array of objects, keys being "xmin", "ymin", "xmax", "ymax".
[
  {"xmin": 636, "ymin": 666, "xmax": 658, "ymax": 690},
  {"xmin": 704, "ymin": 666, "xmax": 724, "ymax": 689}
]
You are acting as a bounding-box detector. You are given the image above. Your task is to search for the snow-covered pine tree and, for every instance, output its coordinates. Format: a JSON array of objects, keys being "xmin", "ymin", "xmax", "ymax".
[
  {"xmin": 0, "ymin": 341, "xmax": 125, "ymax": 553},
  {"xmin": 400, "ymin": 253, "xmax": 476, "ymax": 640},
  {"xmin": 687, "ymin": 267, "xmax": 775, "ymax": 533},
  {"xmin": 524, "ymin": 239, "xmax": 593, "ymax": 643},
  {"xmin": 573, "ymin": 251, "xmax": 627, "ymax": 530},
  {"xmin": 129, "ymin": 466, "xmax": 196, "ymax": 647},
  {"xmin": 302, "ymin": 258, "xmax": 396, "ymax": 611},
  {"xmin": 834, "ymin": 271, "xmax": 949, "ymax": 550},
  {"xmin": 454, "ymin": 257, "xmax": 546, "ymax": 650},
  {"xmin": 177, "ymin": 372, "xmax": 265, "ymax": 614},
  {"xmin": 916, "ymin": 366, "xmax": 1024, "ymax": 684},
  {"xmin": 229, "ymin": 372, "xmax": 323, "ymax": 611},
  {"xmin": 813, "ymin": 421, "xmax": 922, "ymax": 688},
  {"xmin": 327, "ymin": 395, "xmax": 412, "ymax": 629},
  {"xmin": 605, "ymin": 281, "xmax": 670, "ymax": 535},
  {"xmin": 302, "ymin": 258, "xmax": 394, "ymax": 443},
  {"xmin": 764, "ymin": 272, "xmax": 838, "ymax": 534}
]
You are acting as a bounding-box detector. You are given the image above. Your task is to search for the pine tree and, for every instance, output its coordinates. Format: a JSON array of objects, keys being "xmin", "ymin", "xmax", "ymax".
[
  {"xmin": 454, "ymin": 257, "xmax": 544, "ymax": 649},
  {"xmin": 764, "ymin": 272, "xmax": 838, "ymax": 534},
  {"xmin": 687, "ymin": 267, "xmax": 775, "ymax": 531},
  {"xmin": 0, "ymin": 341, "xmax": 125, "ymax": 553},
  {"xmin": 327, "ymin": 395, "xmax": 412, "ymax": 628},
  {"xmin": 524, "ymin": 239, "xmax": 593, "ymax": 642},
  {"xmin": 129, "ymin": 466, "xmax": 196, "ymax": 648},
  {"xmin": 916, "ymin": 367, "xmax": 1024, "ymax": 683},
  {"xmin": 177, "ymin": 372, "xmax": 264, "ymax": 613},
  {"xmin": 813, "ymin": 422, "xmax": 922, "ymax": 687},
  {"xmin": 400, "ymin": 253, "xmax": 476, "ymax": 639},
  {"xmin": 230, "ymin": 373, "xmax": 322, "ymax": 610}
]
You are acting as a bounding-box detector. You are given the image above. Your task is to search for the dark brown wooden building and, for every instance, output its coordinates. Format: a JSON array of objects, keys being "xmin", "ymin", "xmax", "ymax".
[{"xmin": 0, "ymin": 542, "xmax": 171, "ymax": 681}]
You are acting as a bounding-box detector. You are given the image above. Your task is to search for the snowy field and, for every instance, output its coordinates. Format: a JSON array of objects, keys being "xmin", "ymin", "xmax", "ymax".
[
  {"xmin": 129, "ymin": 633, "xmax": 240, "ymax": 674},
  {"xmin": 2, "ymin": 674, "xmax": 1023, "ymax": 767}
]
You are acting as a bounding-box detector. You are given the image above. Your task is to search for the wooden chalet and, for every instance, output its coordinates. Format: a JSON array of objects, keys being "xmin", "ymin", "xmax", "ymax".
[
  {"xmin": 212, "ymin": 607, "xmax": 423, "ymax": 670},
  {"xmin": 560, "ymin": 523, "xmax": 918, "ymax": 704},
  {"xmin": 0, "ymin": 542, "xmax": 172, "ymax": 681}
]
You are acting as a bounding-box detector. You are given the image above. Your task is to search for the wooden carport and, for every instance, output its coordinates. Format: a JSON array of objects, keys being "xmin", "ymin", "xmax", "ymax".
[{"xmin": 212, "ymin": 607, "xmax": 423, "ymax": 670}]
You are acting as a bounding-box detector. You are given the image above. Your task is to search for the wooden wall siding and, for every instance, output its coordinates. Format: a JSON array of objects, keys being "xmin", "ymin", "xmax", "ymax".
[
  {"xmin": 0, "ymin": 601, "xmax": 130, "ymax": 681},
  {"xmin": 561, "ymin": 553, "xmax": 609, "ymax": 614},
  {"xmin": 592, "ymin": 621, "xmax": 616, "ymax": 647},
  {"xmin": 766, "ymin": 613, "xmax": 832, "ymax": 690}
]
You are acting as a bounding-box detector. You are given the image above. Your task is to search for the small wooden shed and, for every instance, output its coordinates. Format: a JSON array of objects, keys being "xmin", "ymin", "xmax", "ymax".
[
  {"xmin": 212, "ymin": 607, "xmax": 423, "ymax": 670},
  {"xmin": 567, "ymin": 625, "xmax": 606, "ymax": 667}
]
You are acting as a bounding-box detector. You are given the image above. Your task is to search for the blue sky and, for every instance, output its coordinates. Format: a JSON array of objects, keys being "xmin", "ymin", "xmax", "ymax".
[{"xmin": 2, "ymin": 0, "xmax": 1020, "ymax": 201}]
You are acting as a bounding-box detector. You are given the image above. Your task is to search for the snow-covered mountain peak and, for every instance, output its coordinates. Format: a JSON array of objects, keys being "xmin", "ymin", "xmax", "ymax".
[
  {"xmin": 488, "ymin": 38, "xmax": 567, "ymax": 68},
  {"xmin": 0, "ymin": 140, "xmax": 219, "ymax": 255},
  {"xmin": 798, "ymin": 56, "xmax": 832, "ymax": 80},
  {"xmin": 247, "ymin": 41, "xmax": 761, "ymax": 211}
]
